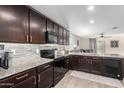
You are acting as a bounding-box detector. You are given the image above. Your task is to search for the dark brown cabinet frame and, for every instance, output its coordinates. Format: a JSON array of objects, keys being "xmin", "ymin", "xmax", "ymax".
[{"xmin": 0, "ymin": 5, "xmax": 70, "ymax": 45}]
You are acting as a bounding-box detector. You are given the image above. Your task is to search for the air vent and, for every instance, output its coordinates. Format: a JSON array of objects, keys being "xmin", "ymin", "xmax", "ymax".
[{"xmin": 112, "ymin": 26, "xmax": 119, "ymax": 29}]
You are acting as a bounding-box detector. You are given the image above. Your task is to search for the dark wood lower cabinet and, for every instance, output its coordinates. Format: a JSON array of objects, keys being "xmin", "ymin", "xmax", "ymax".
[
  {"xmin": 69, "ymin": 55, "xmax": 102, "ymax": 75},
  {"xmin": 69, "ymin": 55, "xmax": 80, "ymax": 70},
  {"xmin": 0, "ymin": 62, "xmax": 54, "ymax": 88},
  {"xmin": 12, "ymin": 76, "xmax": 36, "ymax": 88},
  {"xmin": 0, "ymin": 68, "xmax": 36, "ymax": 88},
  {"xmin": 91, "ymin": 57, "xmax": 102, "ymax": 75},
  {"xmin": 79, "ymin": 56, "xmax": 91, "ymax": 72},
  {"xmin": 37, "ymin": 67, "xmax": 53, "ymax": 88},
  {"xmin": 37, "ymin": 62, "xmax": 54, "ymax": 88}
]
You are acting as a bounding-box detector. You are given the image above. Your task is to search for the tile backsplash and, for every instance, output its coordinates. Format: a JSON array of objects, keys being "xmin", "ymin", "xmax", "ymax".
[{"xmin": 0, "ymin": 43, "xmax": 69, "ymax": 58}]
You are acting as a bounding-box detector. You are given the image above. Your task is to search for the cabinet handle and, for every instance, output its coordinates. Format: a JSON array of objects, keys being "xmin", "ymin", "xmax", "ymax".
[
  {"xmin": 38, "ymin": 74, "xmax": 40, "ymax": 83},
  {"xmin": 16, "ymin": 74, "xmax": 28, "ymax": 80},
  {"xmin": 26, "ymin": 35, "xmax": 29, "ymax": 42},
  {"xmin": 43, "ymin": 65, "xmax": 50, "ymax": 69},
  {"xmin": 34, "ymin": 76, "xmax": 36, "ymax": 85},
  {"xmin": 30, "ymin": 35, "xmax": 33, "ymax": 42}
]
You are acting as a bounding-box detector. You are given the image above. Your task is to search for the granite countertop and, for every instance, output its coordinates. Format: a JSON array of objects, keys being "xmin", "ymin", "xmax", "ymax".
[
  {"xmin": 69, "ymin": 52, "xmax": 124, "ymax": 58},
  {"xmin": 0, "ymin": 54, "xmax": 53, "ymax": 80}
]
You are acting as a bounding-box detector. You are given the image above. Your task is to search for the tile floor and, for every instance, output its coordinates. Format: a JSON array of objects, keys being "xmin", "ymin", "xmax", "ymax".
[{"xmin": 54, "ymin": 70, "xmax": 124, "ymax": 88}]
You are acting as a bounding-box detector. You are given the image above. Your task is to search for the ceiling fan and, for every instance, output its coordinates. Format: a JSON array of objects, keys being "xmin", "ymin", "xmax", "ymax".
[{"xmin": 97, "ymin": 33, "xmax": 112, "ymax": 38}]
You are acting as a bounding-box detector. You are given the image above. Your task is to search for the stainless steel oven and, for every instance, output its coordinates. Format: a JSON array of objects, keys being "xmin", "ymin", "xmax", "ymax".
[
  {"xmin": 40, "ymin": 49, "xmax": 67, "ymax": 85},
  {"xmin": 54, "ymin": 57, "xmax": 67, "ymax": 85}
]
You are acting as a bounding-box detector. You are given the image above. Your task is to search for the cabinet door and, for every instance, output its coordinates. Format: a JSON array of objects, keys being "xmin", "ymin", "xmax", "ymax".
[
  {"xmin": 30, "ymin": 10, "xmax": 46, "ymax": 44},
  {"xmin": 58, "ymin": 27, "xmax": 64, "ymax": 45},
  {"xmin": 0, "ymin": 5, "xmax": 28, "ymax": 43},
  {"xmin": 53, "ymin": 23, "xmax": 59, "ymax": 34},
  {"xmin": 12, "ymin": 76, "xmax": 36, "ymax": 88},
  {"xmin": 69, "ymin": 55, "xmax": 79, "ymax": 70},
  {"xmin": 91, "ymin": 57, "xmax": 101, "ymax": 75},
  {"xmin": 79, "ymin": 56, "xmax": 91, "ymax": 72},
  {"xmin": 63, "ymin": 29, "xmax": 67, "ymax": 45},
  {"xmin": 47, "ymin": 19, "xmax": 54, "ymax": 33},
  {"xmin": 66, "ymin": 31, "xmax": 70, "ymax": 45},
  {"xmin": 38, "ymin": 67, "xmax": 53, "ymax": 88}
]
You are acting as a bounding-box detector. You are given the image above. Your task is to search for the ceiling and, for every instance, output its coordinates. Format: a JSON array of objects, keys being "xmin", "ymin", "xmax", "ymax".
[{"xmin": 31, "ymin": 5, "xmax": 124, "ymax": 38}]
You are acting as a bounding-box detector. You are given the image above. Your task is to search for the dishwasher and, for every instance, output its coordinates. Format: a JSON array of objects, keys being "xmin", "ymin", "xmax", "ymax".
[{"xmin": 101, "ymin": 58, "xmax": 122, "ymax": 80}]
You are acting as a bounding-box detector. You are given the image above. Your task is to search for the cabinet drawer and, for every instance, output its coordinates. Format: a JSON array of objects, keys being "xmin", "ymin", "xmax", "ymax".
[
  {"xmin": 13, "ymin": 68, "xmax": 36, "ymax": 84},
  {"xmin": 37, "ymin": 62, "xmax": 53, "ymax": 73},
  {"xmin": 0, "ymin": 68, "xmax": 36, "ymax": 88},
  {"xmin": 12, "ymin": 76, "xmax": 36, "ymax": 88}
]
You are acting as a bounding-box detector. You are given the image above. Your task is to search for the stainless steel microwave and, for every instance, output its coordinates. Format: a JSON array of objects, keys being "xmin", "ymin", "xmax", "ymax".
[{"xmin": 46, "ymin": 31, "xmax": 58, "ymax": 44}]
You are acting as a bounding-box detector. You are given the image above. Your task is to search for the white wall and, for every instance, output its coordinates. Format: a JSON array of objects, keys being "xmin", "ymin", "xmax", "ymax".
[
  {"xmin": 79, "ymin": 37, "xmax": 89, "ymax": 49},
  {"xmin": 96, "ymin": 34, "xmax": 124, "ymax": 55},
  {"xmin": 70, "ymin": 33, "xmax": 80, "ymax": 46},
  {"xmin": 69, "ymin": 33, "xmax": 90, "ymax": 50}
]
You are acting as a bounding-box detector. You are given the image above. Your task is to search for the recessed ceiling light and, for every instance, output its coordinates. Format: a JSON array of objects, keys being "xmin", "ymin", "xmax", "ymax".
[
  {"xmin": 88, "ymin": 6, "xmax": 94, "ymax": 11},
  {"xmin": 90, "ymin": 20, "xmax": 95, "ymax": 24}
]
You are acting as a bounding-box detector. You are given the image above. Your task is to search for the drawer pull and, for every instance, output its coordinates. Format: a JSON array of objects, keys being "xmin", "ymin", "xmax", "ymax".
[
  {"xmin": 30, "ymin": 35, "xmax": 33, "ymax": 42},
  {"xmin": 34, "ymin": 76, "xmax": 36, "ymax": 85},
  {"xmin": 38, "ymin": 74, "xmax": 40, "ymax": 83},
  {"xmin": 26, "ymin": 35, "xmax": 29, "ymax": 42},
  {"xmin": 43, "ymin": 65, "xmax": 50, "ymax": 69},
  {"xmin": 16, "ymin": 74, "xmax": 28, "ymax": 80}
]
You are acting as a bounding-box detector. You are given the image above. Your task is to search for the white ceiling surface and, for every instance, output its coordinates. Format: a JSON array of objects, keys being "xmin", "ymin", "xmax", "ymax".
[{"xmin": 31, "ymin": 5, "xmax": 124, "ymax": 38}]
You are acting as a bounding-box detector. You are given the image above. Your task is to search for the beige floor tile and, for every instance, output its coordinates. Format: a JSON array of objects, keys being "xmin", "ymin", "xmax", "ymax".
[{"xmin": 54, "ymin": 70, "xmax": 123, "ymax": 88}]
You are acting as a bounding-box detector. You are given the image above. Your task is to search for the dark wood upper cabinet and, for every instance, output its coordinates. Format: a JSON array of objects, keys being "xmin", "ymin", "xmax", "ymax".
[
  {"xmin": 0, "ymin": 5, "xmax": 29, "ymax": 43},
  {"xmin": 47, "ymin": 19, "xmax": 54, "ymax": 33},
  {"xmin": 30, "ymin": 9, "xmax": 46, "ymax": 44},
  {"xmin": 66, "ymin": 31, "xmax": 70, "ymax": 45},
  {"xmin": 58, "ymin": 27, "xmax": 64, "ymax": 45},
  {"xmin": 58, "ymin": 27, "xmax": 70, "ymax": 45},
  {"xmin": 0, "ymin": 5, "xmax": 70, "ymax": 44},
  {"xmin": 53, "ymin": 23, "xmax": 59, "ymax": 35}
]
